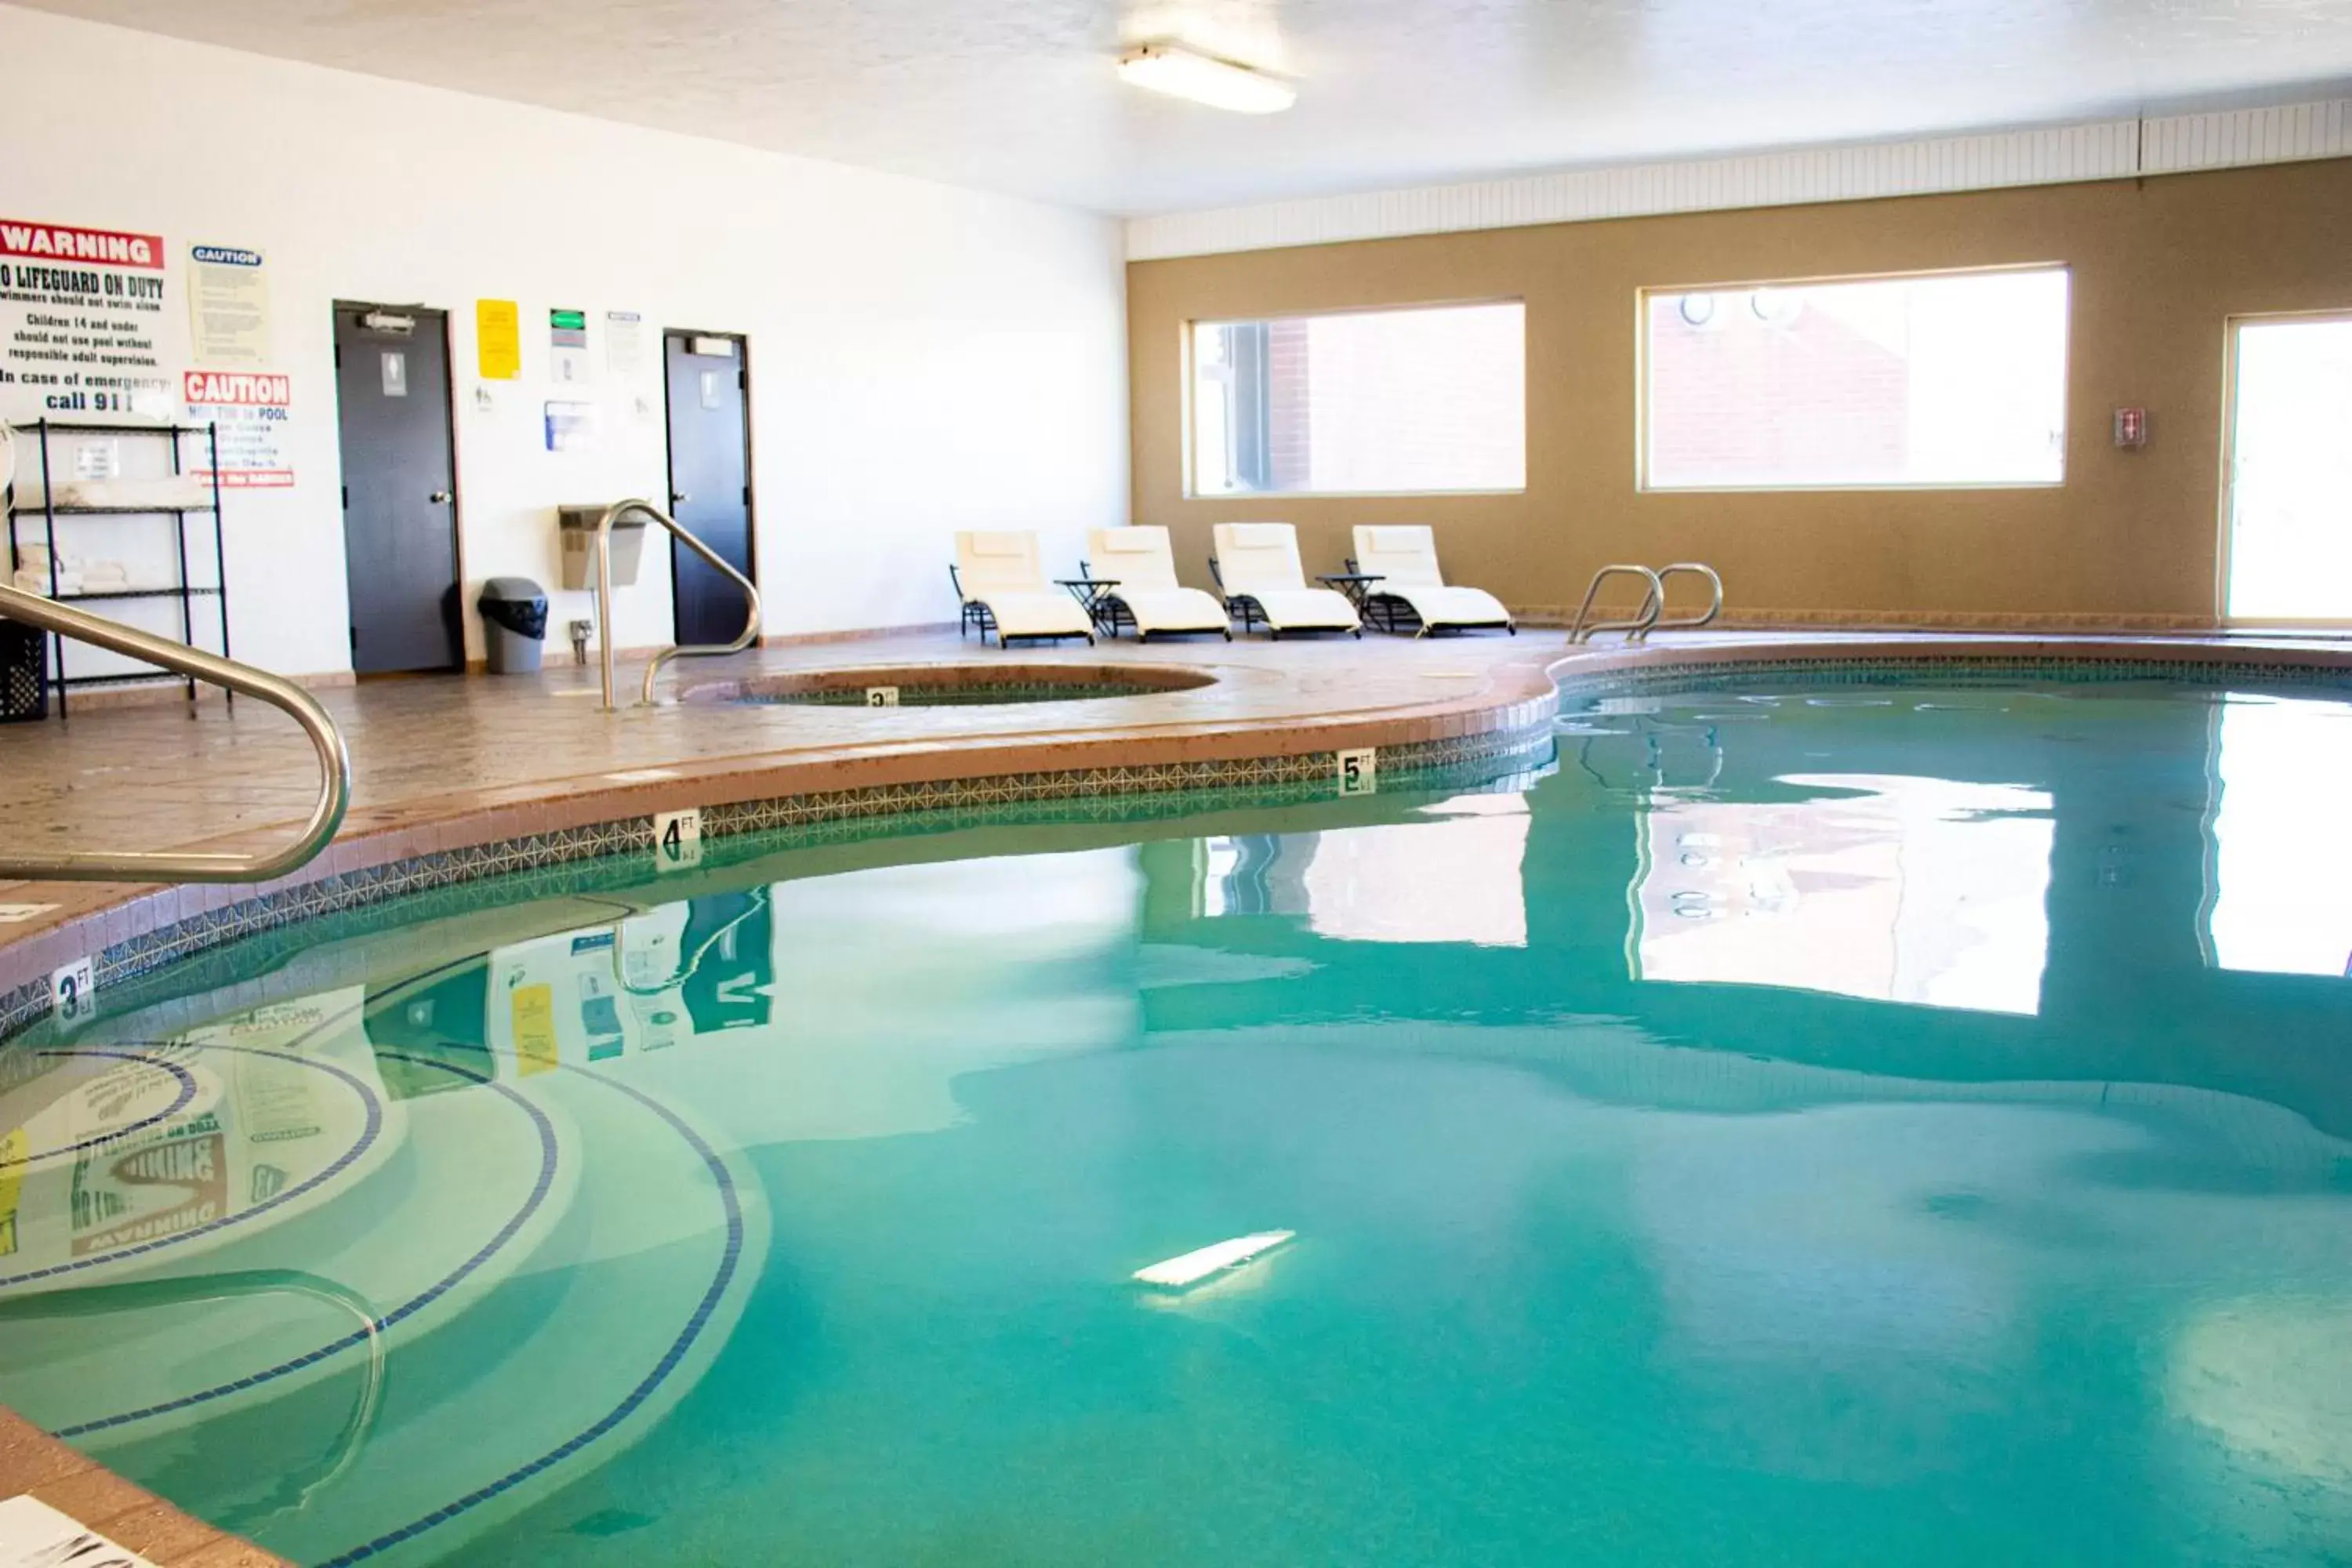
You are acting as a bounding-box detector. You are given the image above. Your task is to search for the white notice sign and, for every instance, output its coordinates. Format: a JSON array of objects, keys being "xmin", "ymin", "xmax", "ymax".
[
  {"xmin": 187, "ymin": 243, "xmax": 270, "ymax": 366},
  {"xmin": 606, "ymin": 310, "xmax": 646, "ymax": 377}
]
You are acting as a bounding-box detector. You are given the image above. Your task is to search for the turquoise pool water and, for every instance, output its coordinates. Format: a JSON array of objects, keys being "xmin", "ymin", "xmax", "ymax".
[{"xmin": 4, "ymin": 675, "xmax": 2351, "ymax": 1566}]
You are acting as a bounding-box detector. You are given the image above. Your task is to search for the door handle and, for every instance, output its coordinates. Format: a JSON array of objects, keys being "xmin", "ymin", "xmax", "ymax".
[
  {"xmin": 429, "ymin": 490, "xmax": 452, "ymax": 504},
  {"xmin": 670, "ymin": 491, "xmax": 691, "ymax": 505}
]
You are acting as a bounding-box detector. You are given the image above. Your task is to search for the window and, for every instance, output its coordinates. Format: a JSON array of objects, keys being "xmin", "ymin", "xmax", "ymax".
[
  {"xmin": 1641, "ymin": 267, "xmax": 2070, "ymax": 490},
  {"xmin": 1189, "ymin": 302, "xmax": 1526, "ymax": 495}
]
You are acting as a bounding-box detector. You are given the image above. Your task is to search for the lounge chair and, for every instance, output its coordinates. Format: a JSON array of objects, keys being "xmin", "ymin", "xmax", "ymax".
[
  {"xmin": 1348, "ymin": 525, "xmax": 1515, "ymax": 636},
  {"xmin": 951, "ymin": 532, "xmax": 1095, "ymax": 647},
  {"xmin": 1085, "ymin": 527, "xmax": 1230, "ymax": 641},
  {"xmin": 1208, "ymin": 524, "xmax": 1361, "ymax": 639}
]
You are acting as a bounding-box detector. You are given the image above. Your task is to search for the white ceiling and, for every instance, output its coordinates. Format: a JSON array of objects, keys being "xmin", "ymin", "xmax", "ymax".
[{"xmin": 23, "ymin": 0, "xmax": 2352, "ymax": 215}]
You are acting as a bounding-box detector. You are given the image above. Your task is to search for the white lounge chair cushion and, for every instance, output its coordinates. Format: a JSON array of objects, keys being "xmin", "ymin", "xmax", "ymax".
[
  {"xmin": 978, "ymin": 590, "xmax": 1094, "ymax": 639},
  {"xmin": 1374, "ymin": 582, "xmax": 1512, "ymax": 629},
  {"xmin": 1086, "ymin": 526, "xmax": 1226, "ymax": 632},
  {"xmin": 953, "ymin": 529, "xmax": 1092, "ymax": 638},
  {"xmin": 1087, "ymin": 526, "xmax": 1184, "ymax": 590},
  {"xmin": 1212, "ymin": 522, "xmax": 1316, "ymax": 597},
  {"xmin": 1212, "ymin": 522, "xmax": 1359, "ymax": 630},
  {"xmin": 956, "ymin": 529, "xmax": 1052, "ymax": 597},
  {"xmin": 1112, "ymin": 586, "xmax": 1229, "ymax": 635},
  {"xmin": 1243, "ymin": 587, "xmax": 1360, "ymax": 632},
  {"xmin": 1352, "ymin": 524, "xmax": 1510, "ymax": 627},
  {"xmin": 1352, "ymin": 525, "xmax": 1447, "ymax": 587}
]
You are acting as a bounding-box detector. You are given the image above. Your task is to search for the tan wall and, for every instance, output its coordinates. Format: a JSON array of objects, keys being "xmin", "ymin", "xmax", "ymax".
[{"xmin": 1126, "ymin": 158, "xmax": 2352, "ymax": 628}]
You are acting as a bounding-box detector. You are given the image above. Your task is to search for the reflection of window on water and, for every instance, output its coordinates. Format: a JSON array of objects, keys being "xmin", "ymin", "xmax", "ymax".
[
  {"xmin": 1634, "ymin": 775, "xmax": 2053, "ymax": 1014},
  {"xmin": 1200, "ymin": 835, "xmax": 1305, "ymax": 918},
  {"xmin": 1200, "ymin": 797, "xmax": 1530, "ymax": 947},
  {"xmin": 2207, "ymin": 696, "xmax": 2352, "ymax": 978}
]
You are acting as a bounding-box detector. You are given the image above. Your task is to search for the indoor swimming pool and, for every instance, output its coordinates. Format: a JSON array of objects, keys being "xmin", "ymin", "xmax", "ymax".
[{"xmin": 3, "ymin": 670, "xmax": 2350, "ymax": 1566}]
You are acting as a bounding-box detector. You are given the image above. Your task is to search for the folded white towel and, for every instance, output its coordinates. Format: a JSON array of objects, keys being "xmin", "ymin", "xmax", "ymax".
[
  {"xmin": 79, "ymin": 562, "xmax": 129, "ymax": 585},
  {"xmin": 18, "ymin": 477, "xmax": 212, "ymax": 511},
  {"xmin": 13, "ymin": 569, "xmax": 82, "ymax": 595}
]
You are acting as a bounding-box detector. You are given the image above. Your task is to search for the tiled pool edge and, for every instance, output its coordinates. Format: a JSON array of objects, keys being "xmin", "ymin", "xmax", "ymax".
[
  {"xmin": 1545, "ymin": 636, "xmax": 2352, "ymax": 699},
  {"xmin": 0, "ymin": 702, "xmax": 1558, "ymax": 1045}
]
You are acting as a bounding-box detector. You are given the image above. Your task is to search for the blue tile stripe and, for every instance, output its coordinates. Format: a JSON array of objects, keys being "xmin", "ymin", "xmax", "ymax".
[
  {"xmin": 50, "ymin": 1050, "xmax": 561, "ymax": 1440},
  {"xmin": 0, "ymin": 1042, "xmax": 384, "ymax": 1291},
  {"xmin": 314, "ymin": 1062, "xmax": 744, "ymax": 1568},
  {"xmin": 2, "ymin": 1050, "xmax": 198, "ymax": 1167}
]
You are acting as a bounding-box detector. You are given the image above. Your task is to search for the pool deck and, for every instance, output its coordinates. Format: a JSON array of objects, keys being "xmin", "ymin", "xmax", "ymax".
[{"xmin": 2, "ymin": 623, "xmax": 2350, "ymax": 1566}]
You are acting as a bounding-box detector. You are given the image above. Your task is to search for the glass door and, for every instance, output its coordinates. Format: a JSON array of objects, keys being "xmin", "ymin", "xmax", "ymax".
[{"xmin": 2223, "ymin": 314, "xmax": 2352, "ymax": 623}]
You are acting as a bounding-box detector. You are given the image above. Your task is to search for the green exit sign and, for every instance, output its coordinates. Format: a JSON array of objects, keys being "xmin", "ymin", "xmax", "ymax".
[{"xmin": 550, "ymin": 309, "xmax": 586, "ymax": 331}]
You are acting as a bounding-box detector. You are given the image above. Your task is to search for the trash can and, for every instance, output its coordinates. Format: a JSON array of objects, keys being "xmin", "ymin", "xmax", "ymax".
[
  {"xmin": 0, "ymin": 616, "xmax": 48, "ymax": 721},
  {"xmin": 477, "ymin": 578, "xmax": 548, "ymax": 674}
]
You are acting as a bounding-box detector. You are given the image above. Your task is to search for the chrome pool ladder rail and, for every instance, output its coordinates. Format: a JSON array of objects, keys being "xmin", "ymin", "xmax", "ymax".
[
  {"xmin": 0, "ymin": 582, "xmax": 350, "ymax": 884},
  {"xmin": 591, "ymin": 498, "xmax": 763, "ymax": 710},
  {"xmin": 1650, "ymin": 562, "xmax": 1725, "ymax": 633},
  {"xmin": 1566, "ymin": 561, "xmax": 1725, "ymax": 644},
  {"xmin": 1567, "ymin": 564, "xmax": 1665, "ymax": 644}
]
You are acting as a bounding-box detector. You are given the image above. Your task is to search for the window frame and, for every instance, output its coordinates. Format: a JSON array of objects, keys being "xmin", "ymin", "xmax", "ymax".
[
  {"xmin": 1634, "ymin": 262, "xmax": 2073, "ymax": 495},
  {"xmin": 1180, "ymin": 297, "xmax": 1530, "ymax": 500}
]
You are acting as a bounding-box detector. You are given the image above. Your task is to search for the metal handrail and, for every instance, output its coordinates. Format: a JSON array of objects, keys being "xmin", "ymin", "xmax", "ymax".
[
  {"xmin": 1646, "ymin": 562, "xmax": 1725, "ymax": 633},
  {"xmin": 593, "ymin": 499, "xmax": 762, "ymax": 711},
  {"xmin": 0, "ymin": 583, "xmax": 350, "ymax": 883},
  {"xmin": 1567, "ymin": 564, "xmax": 1666, "ymax": 644}
]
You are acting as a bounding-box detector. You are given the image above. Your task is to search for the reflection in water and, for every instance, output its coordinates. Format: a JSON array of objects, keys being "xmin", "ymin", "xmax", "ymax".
[
  {"xmin": 2208, "ymin": 695, "xmax": 2352, "ymax": 978},
  {"xmin": 1202, "ymin": 794, "xmax": 1531, "ymax": 946},
  {"xmin": 3, "ymin": 681, "xmax": 2352, "ymax": 1566},
  {"xmin": 0, "ymin": 991, "xmax": 390, "ymax": 1281},
  {"xmin": 1635, "ymin": 774, "xmax": 2053, "ymax": 1014}
]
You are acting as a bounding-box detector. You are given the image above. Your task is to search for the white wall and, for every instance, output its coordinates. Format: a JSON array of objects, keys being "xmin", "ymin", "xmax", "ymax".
[{"xmin": 0, "ymin": 4, "xmax": 1128, "ymax": 674}]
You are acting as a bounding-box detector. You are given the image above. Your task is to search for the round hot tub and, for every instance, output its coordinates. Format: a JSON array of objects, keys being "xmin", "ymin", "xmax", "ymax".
[{"xmin": 680, "ymin": 662, "xmax": 1217, "ymax": 708}]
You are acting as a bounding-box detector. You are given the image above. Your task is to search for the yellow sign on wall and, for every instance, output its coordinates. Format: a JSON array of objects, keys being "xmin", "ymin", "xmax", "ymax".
[{"xmin": 475, "ymin": 299, "xmax": 521, "ymax": 380}]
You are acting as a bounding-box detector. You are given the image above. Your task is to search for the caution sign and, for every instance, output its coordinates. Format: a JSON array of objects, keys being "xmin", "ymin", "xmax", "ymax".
[{"xmin": 183, "ymin": 368, "xmax": 293, "ymax": 488}]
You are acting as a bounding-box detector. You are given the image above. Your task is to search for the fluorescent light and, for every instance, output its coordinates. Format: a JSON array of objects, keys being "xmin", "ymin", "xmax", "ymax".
[
  {"xmin": 1133, "ymin": 1230, "xmax": 1295, "ymax": 1289},
  {"xmin": 1117, "ymin": 44, "xmax": 1296, "ymax": 114}
]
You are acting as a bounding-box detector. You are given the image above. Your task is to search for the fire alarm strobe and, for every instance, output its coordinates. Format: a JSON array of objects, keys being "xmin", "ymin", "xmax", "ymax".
[{"xmin": 2113, "ymin": 407, "xmax": 2151, "ymax": 448}]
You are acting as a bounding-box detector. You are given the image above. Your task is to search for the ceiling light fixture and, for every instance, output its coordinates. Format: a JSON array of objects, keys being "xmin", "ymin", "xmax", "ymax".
[{"xmin": 1117, "ymin": 42, "xmax": 1296, "ymax": 114}]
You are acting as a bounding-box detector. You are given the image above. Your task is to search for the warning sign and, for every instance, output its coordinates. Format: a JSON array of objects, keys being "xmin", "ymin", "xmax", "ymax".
[
  {"xmin": 0, "ymin": 216, "xmax": 172, "ymax": 420},
  {"xmin": 183, "ymin": 368, "xmax": 293, "ymax": 488}
]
